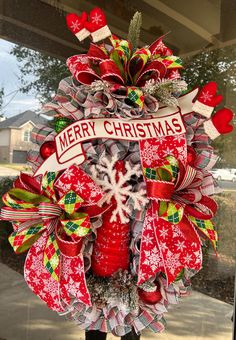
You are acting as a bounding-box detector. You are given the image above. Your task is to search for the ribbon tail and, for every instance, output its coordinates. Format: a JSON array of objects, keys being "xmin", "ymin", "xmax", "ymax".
[
  {"xmin": 24, "ymin": 233, "xmax": 63, "ymax": 312},
  {"xmin": 188, "ymin": 216, "xmax": 218, "ymax": 252},
  {"xmin": 60, "ymin": 255, "xmax": 92, "ymax": 306},
  {"xmin": 9, "ymin": 223, "xmax": 45, "ymax": 254},
  {"xmin": 43, "ymin": 233, "xmax": 60, "ymax": 281},
  {"xmin": 138, "ymin": 204, "xmax": 164, "ymax": 285},
  {"xmin": 56, "ymin": 224, "xmax": 91, "ymax": 306},
  {"xmin": 155, "ymin": 215, "xmax": 202, "ymax": 285}
]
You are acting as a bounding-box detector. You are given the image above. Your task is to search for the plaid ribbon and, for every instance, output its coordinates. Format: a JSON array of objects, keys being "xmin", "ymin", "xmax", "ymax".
[
  {"xmin": 31, "ymin": 125, "xmax": 54, "ymax": 145},
  {"xmin": 109, "ymin": 35, "xmax": 132, "ymax": 81},
  {"xmin": 36, "ymin": 77, "xmax": 160, "ymax": 134},
  {"xmin": 157, "ymin": 55, "xmax": 183, "ymax": 69},
  {"xmin": 0, "ymin": 166, "xmax": 103, "ymax": 281},
  {"xmin": 65, "ymin": 298, "xmax": 165, "ymax": 336},
  {"xmin": 150, "ymin": 37, "xmax": 183, "ymax": 78},
  {"xmin": 27, "ymin": 150, "xmax": 44, "ymax": 173},
  {"xmin": 183, "ymin": 112, "xmax": 219, "ymax": 171}
]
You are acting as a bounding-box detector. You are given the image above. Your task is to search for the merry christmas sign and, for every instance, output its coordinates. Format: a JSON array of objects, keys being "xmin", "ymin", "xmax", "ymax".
[{"xmin": 35, "ymin": 89, "xmax": 197, "ymax": 176}]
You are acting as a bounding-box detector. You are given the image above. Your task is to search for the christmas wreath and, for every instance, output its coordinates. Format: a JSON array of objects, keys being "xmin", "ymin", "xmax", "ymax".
[{"xmin": 0, "ymin": 8, "xmax": 234, "ymax": 337}]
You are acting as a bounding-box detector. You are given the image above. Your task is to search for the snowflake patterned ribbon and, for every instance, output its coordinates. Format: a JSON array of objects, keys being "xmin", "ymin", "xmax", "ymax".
[
  {"xmin": 0, "ymin": 166, "xmax": 104, "ymax": 283},
  {"xmin": 138, "ymin": 139, "xmax": 218, "ymax": 285},
  {"xmin": 67, "ymin": 35, "xmax": 182, "ymax": 108}
]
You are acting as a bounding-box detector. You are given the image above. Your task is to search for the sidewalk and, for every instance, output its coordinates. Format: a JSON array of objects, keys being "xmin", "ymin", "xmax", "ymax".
[{"xmin": 0, "ymin": 263, "xmax": 233, "ymax": 340}]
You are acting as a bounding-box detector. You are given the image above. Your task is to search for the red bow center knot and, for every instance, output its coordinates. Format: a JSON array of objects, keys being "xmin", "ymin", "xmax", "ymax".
[{"xmin": 138, "ymin": 155, "xmax": 218, "ymax": 285}]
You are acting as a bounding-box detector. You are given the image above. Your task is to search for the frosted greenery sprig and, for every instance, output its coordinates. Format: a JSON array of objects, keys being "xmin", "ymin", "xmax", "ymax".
[
  {"xmin": 138, "ymin": 280, "xmax": 157, "ymax": 292},
  {"xmin": 127, "ymin": 11, "xmax": 142, "ymax": 52},
  {"xmin": 87, "ymin": 270, "xmax": 139, "ymax": 311},
  {"xmin": 143, "ymin": 78, "xmax": 188, "ymax": 107},
  {"xmin": 83, "ymin": 80, "xmax": 110, "ymax": 92}
]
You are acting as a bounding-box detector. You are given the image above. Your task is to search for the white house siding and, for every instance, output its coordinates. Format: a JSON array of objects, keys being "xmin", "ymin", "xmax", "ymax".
[
  {"xmin": 9, "ymin": 122, "xmax": 35, "ymax": 163},
  {"xmin": 0, "ymin": 129, "xmax": 11, "ymax": 162},
  {"xmin": 0, "ymin": 129, "xmax": 10, "ymax": 146}
]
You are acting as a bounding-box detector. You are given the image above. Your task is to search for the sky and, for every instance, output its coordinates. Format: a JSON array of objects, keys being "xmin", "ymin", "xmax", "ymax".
[{"xmin": 0, "ymin": 39, "xmax": 40, "ymax": 118}]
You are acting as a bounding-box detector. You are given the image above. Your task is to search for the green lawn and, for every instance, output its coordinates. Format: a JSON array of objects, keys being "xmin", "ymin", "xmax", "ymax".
[{"xmin": 0, "ymin": 163, "xmax": 31, "ymax": 171}]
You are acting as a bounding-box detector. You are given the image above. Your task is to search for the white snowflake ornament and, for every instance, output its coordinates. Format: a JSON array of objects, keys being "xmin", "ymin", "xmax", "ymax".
[{"xmin": 90, "ymin": 155, "xmax": 148, "ymax": 223}]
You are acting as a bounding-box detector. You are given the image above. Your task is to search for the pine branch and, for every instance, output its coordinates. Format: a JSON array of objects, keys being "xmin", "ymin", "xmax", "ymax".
[{"xmin": 127, "ymin": 11, "xmax": 142, "ymax": 52}]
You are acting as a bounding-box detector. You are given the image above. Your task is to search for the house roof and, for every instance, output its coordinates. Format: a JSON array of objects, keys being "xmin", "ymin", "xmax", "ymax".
[{"xmin": 0, "ymin": 110, "xmax": 48, "ymax": 129}]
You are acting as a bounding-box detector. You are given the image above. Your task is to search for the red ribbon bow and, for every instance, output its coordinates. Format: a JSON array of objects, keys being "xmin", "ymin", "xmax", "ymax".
[
  {"xmin": 0, "ymin": 165, "xmax": 107, "ymax": 311},
  {"xmin": 138, "ymin": 137, "xmax": 218, "ymax": 285},
  {"xmin": 66, "ymin": 36, "xmax": 182, "ymax": 108}
]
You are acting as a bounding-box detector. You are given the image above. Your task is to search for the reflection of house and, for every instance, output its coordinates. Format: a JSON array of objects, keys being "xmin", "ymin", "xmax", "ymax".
[{"xmin": 0, "ymin": 110, "xmax": 47, "ymax": 163}]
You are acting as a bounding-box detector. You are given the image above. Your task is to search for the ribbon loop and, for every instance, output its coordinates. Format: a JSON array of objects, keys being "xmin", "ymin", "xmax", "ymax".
[
  {"xmin": 66, "ymin": 35, "xmax": 181, "ymax": 110},
  {"xmin": 55, "ymin": 228, "xmax": 83, "ymax": 258}
]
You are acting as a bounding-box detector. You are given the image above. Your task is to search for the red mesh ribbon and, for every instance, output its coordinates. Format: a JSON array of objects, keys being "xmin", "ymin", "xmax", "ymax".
[{"xmin": 91, "ymin": 160, "xmax": 130, "ymax": 277}]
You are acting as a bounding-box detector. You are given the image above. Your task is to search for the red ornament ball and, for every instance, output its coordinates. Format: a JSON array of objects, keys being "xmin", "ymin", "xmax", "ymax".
[
  {"xmin": 187, "ymin": 146, "xmax": 197, "ymax": 166},
  {"xmin": 138, "ymin": 287, "xmax": 162, "ymax": 305},
  {"xmin": 40, "ymin": 141, "xmax": 56, "ymax": 159}
]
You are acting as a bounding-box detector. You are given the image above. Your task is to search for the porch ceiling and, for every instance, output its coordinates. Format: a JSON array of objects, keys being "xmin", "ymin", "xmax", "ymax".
[{"xmin": 0, "ymin": 0, "xmax": 235, "ymax": 59}]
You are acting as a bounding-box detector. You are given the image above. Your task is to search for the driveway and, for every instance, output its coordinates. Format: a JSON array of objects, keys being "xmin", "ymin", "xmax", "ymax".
[{"xmin": 218, "ymin": 180, "xmax": 236, "ymax": 191}]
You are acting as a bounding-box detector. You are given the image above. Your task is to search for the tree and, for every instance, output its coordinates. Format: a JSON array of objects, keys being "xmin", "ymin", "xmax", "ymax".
[
  {"xmin": 11, "ymin": 45, "xmax": 70, "ymax": 104},
  {"xmin": 182, "ymin": 44, "xmax": 236, "ymax": 111},
  {"xmin": 182, "ymin": 45, "xmax": 236, "ymax": 167},
  {"xmin": 0, "ymin": 87, "xmax": 4, "ymax": 113}
]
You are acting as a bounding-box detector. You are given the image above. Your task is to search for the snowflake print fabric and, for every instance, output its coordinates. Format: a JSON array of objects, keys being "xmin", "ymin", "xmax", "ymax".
[
  {"xmin": 24, "ymin": 234, "xmax": 63, "ymax": 312},
  {"xmin": 140, "ymin": 140, "xmax": 160, "ymax": 166}
]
